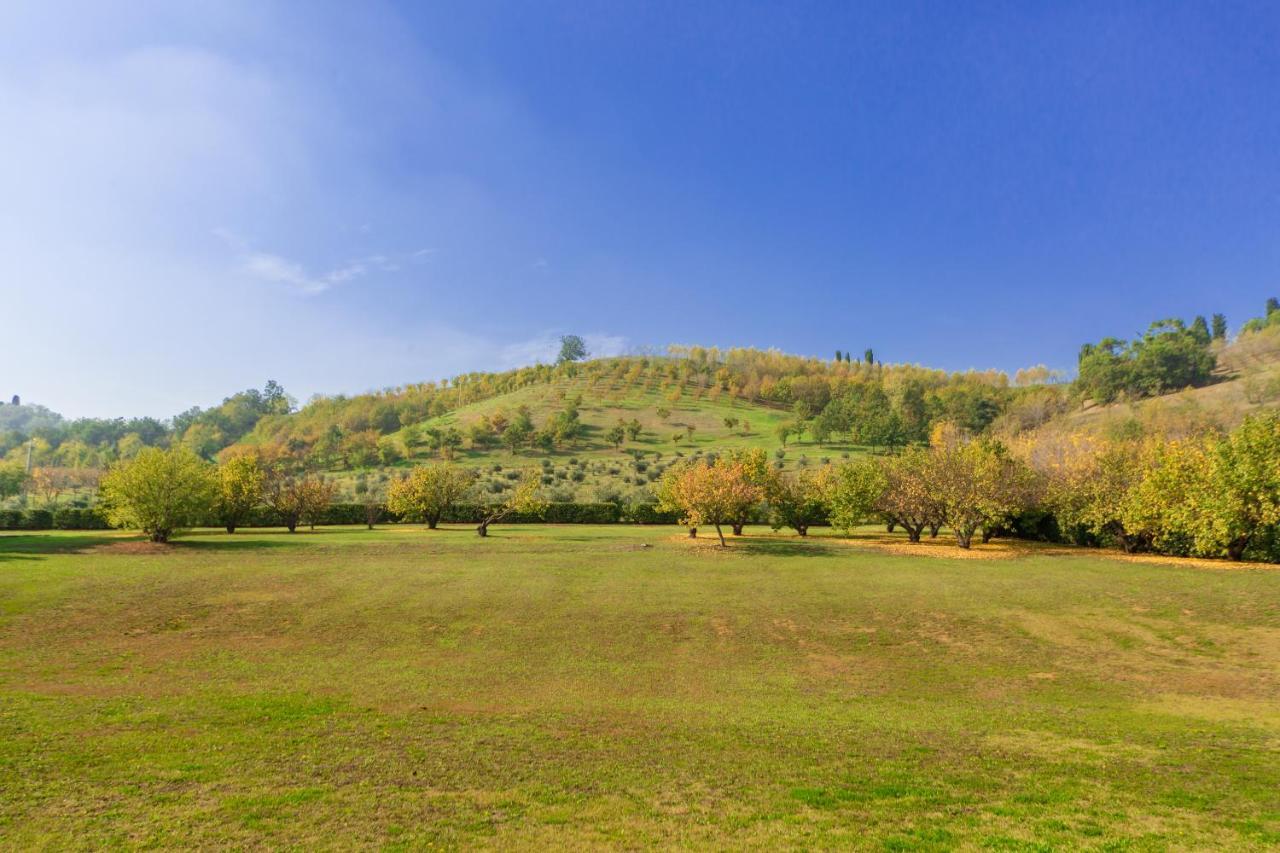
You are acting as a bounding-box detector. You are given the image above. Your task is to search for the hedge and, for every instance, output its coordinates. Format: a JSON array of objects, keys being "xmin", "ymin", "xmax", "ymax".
[{"xmin": 1, "ymin": 502, "xmax": 681, "ymax": 530}]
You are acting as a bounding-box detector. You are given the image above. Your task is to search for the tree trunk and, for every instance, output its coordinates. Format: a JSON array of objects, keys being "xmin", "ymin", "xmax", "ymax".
[
  {"xmin": 906, "ymin": 524, "xmax": 923, "ymax": 543},
  {"xmin": 427, "ymin": 517, "xmax": 439, "ymax": 530},
  {"xmin": 929, "ymin": 523, "xmax": 940, "ymax": 538},
  {"xmin": 796, "ymin": 525, "xmax": 808, "ymax": 537},
  {"xmin": 225, "ymin": 523, "xmax": 236, "ymax": 534},
  {"xmin": 689, "ymin": 527, "xmax": 697, "ymax": 539},
  {"xmin": 886, "ymin": 521, "xmax": 896, "ymax": 533},
  {"xmin": 1227, "ymin": 535, "xmax": 1250, "ymax": 561},
  {"xmin": 477, "ymin": 522, "xmax": 488, "ymax": 537},
  {"xmin": 715, "ymin": 524, "xmax": 726, "ymax": 547},
  {"xmin": 731, "ymin": 522, "xmax": 744, "ymax": 536},
  {"xmin": 955, "ymin": 528, "xmax": 973, "ymax": 549},
  {"xmin": 981, "ymin": 527, "xmax": 995, "ymax": 544},
  {"xmin": 286, "ymin": 520, "xmax": 298, "ymax": 533}
]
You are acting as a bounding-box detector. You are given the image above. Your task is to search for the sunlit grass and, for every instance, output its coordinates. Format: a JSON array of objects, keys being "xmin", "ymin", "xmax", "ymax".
[{"xmin": 1, "ymin": 525, "xmax": 1278, "ymax": 847}]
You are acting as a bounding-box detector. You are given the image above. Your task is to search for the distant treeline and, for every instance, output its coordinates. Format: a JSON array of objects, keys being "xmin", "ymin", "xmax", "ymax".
[{"xmin": 3, "ymin": 297, "xmax": 1278, "ymax": 483}]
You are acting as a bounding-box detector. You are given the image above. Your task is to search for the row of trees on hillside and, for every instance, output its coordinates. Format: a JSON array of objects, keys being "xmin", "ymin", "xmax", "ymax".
[{"xmin": 654, "ymin": 414, "xmax": 1280, "ymax": 561}]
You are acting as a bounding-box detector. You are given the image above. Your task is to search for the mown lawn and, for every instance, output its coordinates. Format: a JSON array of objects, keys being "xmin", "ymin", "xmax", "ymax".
[{"xmin": 1, "ymin": 525, "xmax": 1277, "ymax": 849}]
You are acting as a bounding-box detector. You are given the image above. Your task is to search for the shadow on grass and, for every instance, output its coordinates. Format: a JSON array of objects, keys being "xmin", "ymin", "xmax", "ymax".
[
  {"xmin": 0, "ymin": 532, "xmax": 303, "ymax": 560},
  {"xmin": 172, "ymin": 538, "xmax": 294, "ymax": 552},
  {"xmin": 0, "ymin": 533, "xmax": 122, "ymax": 559},
  {"xmin": 725, "ymin": 536, "xmax": 843, "ymax": 558}
]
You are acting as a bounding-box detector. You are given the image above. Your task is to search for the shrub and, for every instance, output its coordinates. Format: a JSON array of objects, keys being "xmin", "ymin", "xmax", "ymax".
[
  {"xmin": 23, "ymin": 509, "xmax": 54, "ymax": 529},
  {"xmin": 53, "ymin": 507, "xmax": 110, "ymax": 530},
  {"xmin": 99, "ymin": 446, "xmax": 217, "ymax": 542}
]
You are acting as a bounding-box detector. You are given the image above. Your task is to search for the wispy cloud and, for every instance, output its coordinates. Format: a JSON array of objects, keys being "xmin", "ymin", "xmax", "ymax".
[
  {"xmin": 223, "ymin": 234, "xmax": 435, "ymax": 296},
  {"xmin": 240, "ymin": 252, "xmax": 344, "ymax": 295}
]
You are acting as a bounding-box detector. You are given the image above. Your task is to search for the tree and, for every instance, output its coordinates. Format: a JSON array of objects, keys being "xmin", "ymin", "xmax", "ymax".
[
  {"xmin": 723, "ymin": 416, "xmax": 739, "ymax": 431},
  {"xmin": 1135, "ymin": 414, "xmax": 1280, "ymax": 560},
  {"xmin": 1201, "ymin": 414, "xmax": 1280, "ymax": 559},
  {"xmin": 657, "ymin": 457, "xmax": 763, "ymax": 546},
  {"xmin": 386, "ymin": 464, "xmax": 477, "ymax": 529},
  {"xmin": 0, "ymin": 461, "xmax": 24, "ymax": 500},
  {"xmin": 263, "ymin": 379, "xmax": 292, "ymax": 414},
  {"xmin": 557, "ymin": 335, "xmax": 588, "ymax": 364},
  {"xmin": 502, "ymin": 416, "xmax": 533, "ymax": 452},
  {"xmin": 1268, "ymin": 297, "xmax": 1280, "ymax": 317},
  {"xmin": 216, "ymin": 453, "xmax": 264, "ymax": 533},
  {"xmin": 439, "ymin": 427, "xmax": 464, "ymax": 460},
  {"xmin": 878, "ymin": 446, "xmax": 942, "ymax": 542},
  {"xmin": 99, "ymin": 446, "xmax": 217, "ymax": 543},
  {"xmin": 476, "ymin": 471, "xmax": 546, "ymax": 537},
  {"xmin": 864, "ymin": 348, "xmax": 875, "ymax": 365},
  {"xmin": 262, "ymin": 467, "xmax": 330, "ymax": 534},
  {"xmin": 1190, "ymin": 315, "xmax": 1211, "ymax": 345},
  {"xmin": 656, "ymin": 407, "xmax": 671, "ymax": 421},
  {"xmin": 931, "ymin": 437, "xmax": 1031, "ymax": 548},
  {"xmin": 774, "ymin": 422, "xmax": 794, "ymax": 448},
  {"xmin": 1043, "ymin": 437, "xmax": 1152, "ymax": 553},
  {"xmin": 766, "ymin": 467, "xmax": 828, "ymax": 536},
  {"xmin": 1211, "ymin": 313, "xmax": 1228, "ymax": 341},
  {"xmin": 300, "ymin": 477, "xmax": 337, "ymax": 530},
  {"xmin": 823, "ymin": 457, "xmax": 887, "ymax": 533},
  {"xmin": 30, "ymin": 467, "xmax": 72, "ymax": 506},
  {"xmin": 181, "ymin": 422, "xmax": 224, "ymax": 460},
  {"xmin": 624, "ymin": 418, "xmax": 643, "ymax": 441},
  {"xmin": 377, "ymin": 436, "xmax": 405, "ymax": 465},
  {"xmin": 722, "ymin": 447, "xmax": 770, "ymax": 535},
  {"xmin": 835, "ymin": 350, "xmax": 843, "ymax": 362},
  {"xmin": 342, "ymin": 429, "xmax": 381, "ymax": 468},
  {"xmin": 606, "ymin": 423, "xmax": 626, "ymax": 449},
  {"xmin": 361, "ymin": 488, "xmax": 384, "ymax": 529},
  {"xmin": 1076, "ymin": 319, "xmax": 1216, "ymax": 403}
]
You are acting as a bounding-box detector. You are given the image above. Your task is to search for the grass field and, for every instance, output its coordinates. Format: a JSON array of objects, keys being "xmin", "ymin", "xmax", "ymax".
[{"xmin": 2, "ymin": 526, "xmax": 1278, "ymax": 849}]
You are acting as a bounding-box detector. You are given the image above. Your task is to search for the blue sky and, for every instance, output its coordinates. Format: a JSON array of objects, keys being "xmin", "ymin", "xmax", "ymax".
[{"xmin": 3, "ymin": 1, "xmax": 1278, "ymax": 418}]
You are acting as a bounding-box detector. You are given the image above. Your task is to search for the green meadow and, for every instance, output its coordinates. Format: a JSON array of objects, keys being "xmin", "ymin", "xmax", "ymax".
[{"xmin": 2, "ymin": 525, "xmax": 1278, "ymax": 849}]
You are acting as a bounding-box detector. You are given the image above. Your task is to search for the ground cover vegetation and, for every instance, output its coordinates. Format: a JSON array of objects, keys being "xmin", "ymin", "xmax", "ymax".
[{"xmin": 1, "ymin": 525, "xmax": 1278, "ymax": 848}]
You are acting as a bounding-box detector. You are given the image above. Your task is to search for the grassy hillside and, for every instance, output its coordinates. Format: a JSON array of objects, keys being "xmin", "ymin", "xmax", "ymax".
[
  {"xmin": 1047, "ymin": 325, "xmax": 1280, "ymax": 439},
  {"xmin": 340, "ymin": 375, "xmax": 867, "ymax": 502},
  {"xmin": 230, "ymin": 325, "xmax": 1280, "ymax": 503}
]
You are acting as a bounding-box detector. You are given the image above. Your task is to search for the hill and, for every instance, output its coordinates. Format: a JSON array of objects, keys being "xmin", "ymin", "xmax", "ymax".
[
  {"xmin": 322, "ymin": 374, "xmax": 842, "ymax": 503},
  {"xmin": 1035, "ymin": 323, "xmax": 1280, "ymax": 441},
  {"xmin": 234, "ymin": 354, "xmax": 924, "ymax": 503},
  {"xmin": 5, "ymin": 299, "xmax": 1280, "ymax": 510}
]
